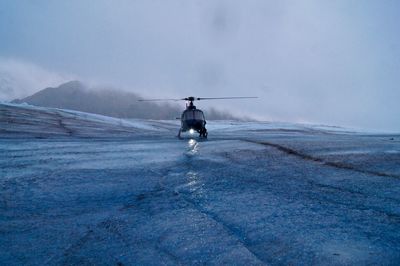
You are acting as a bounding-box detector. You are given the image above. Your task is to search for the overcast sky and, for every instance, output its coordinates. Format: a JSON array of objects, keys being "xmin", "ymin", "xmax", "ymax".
[{"xmin": 0, "ymin": 0, "xmax": 399, "ymax": 131}]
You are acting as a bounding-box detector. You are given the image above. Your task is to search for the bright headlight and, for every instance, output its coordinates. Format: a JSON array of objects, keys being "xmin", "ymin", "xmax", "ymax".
[{"xmin": 189, "ymin": 129, "xmax": 195, "ymax": 134}]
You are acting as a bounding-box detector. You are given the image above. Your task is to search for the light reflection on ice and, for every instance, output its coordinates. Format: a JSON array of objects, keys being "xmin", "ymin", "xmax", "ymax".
[
  {"xmin": 186, "ymin": 138, "xmax": 199, "ymax": 155},
  {"xmin": 186, "ymin": 171, "xmax": 201, "ymax": 192},
  {"xmin": 174, "ymin": 171, "xmax": 203, "ymax": 194}
]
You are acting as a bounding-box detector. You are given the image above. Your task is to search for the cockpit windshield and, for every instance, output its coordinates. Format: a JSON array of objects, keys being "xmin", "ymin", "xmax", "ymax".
[{"xmin": 183, "ymin": 110, "xmax": 204, "ymax": 120}]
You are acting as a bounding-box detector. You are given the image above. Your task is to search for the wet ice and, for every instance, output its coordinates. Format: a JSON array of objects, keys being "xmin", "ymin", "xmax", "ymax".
[{"xmin": 1, "ymin": 103, "xmax": 400, "ymax": 265}]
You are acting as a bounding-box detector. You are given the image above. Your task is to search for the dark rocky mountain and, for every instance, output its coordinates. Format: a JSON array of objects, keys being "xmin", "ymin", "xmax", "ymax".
[{"xmin": 12, "ymin": 81, "xmax": 239, "ymax": 120}]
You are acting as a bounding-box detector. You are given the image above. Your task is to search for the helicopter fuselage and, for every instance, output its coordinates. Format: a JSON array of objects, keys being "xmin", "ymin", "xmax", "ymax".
[{"xmin": 179, "ymin": 105, "xmax": 207, "ymax": 138}]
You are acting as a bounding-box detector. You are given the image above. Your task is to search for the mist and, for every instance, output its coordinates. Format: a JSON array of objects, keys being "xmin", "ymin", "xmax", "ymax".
[
  {"xmin": 0, "ymin": 58, "xmax": 74, "ymax": 100},
  {"xmin": 0, "ymin": 0, "xmax": 399, "ymax": 131}
]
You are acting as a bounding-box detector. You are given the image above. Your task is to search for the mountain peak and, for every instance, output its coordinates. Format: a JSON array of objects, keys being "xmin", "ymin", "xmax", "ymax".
[
  {"xmin": 53, "ymin": 80, "xmax": 86, "ymax": 93},
  {"xmin": 58, "ymin": 80, "xmax": 84, "ymax": 89},
  {"xmin": 11, "ymin": 81, "xmax": 241, "ymax": 120}
]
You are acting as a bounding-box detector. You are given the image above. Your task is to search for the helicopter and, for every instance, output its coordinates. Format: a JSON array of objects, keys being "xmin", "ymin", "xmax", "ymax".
[{"xmin": 139, "ymin": 96, "xmax": 257, "ymax": 139}]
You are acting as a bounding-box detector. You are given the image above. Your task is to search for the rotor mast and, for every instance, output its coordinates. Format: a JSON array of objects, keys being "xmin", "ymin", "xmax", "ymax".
[{"xmin": 185, "ymin": 97, "xmax": 196, "ymax": 109}]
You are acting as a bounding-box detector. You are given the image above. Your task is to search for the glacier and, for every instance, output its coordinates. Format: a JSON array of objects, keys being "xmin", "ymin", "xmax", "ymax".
[{"xmin": 1, "ymin": 103, "xmax": 400, "ymax": 265}]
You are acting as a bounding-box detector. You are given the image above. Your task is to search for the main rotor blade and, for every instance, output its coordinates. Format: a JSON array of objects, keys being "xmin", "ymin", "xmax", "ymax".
[
  {"xmin": 197, "ymin": 96, "xmax": 258, "ymax": 100},
  {"xmin": 138, "ymin": 98, "xmax": 182, "ymax": 102},
  {"xmin": 138, "ymin": 96, "xmax": 258, "ymax": 101}
]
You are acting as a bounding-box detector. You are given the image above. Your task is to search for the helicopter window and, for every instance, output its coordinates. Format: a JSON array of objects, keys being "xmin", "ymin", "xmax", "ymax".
[
  {"xmin": 194, "ymin": 110, "xmax": 204, "ymax": 120},
  {"xmin": 183, "ymin": 110, "xmax": 204, "ymax": 120},
  {"xmin": 183, "ymin": 111, "xmax": 194, "ymax": 119}
]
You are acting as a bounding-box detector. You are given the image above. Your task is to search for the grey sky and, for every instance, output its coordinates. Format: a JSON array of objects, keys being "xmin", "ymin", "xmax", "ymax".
[{"xmin": 1, "ymin": 0, "xmax": 399, "ymax": 131}]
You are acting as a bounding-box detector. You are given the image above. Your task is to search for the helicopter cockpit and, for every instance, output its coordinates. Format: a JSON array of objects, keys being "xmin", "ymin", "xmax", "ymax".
[{"xmin": 182, "ymin": 109, "xmax": 205, "ymax": 121}]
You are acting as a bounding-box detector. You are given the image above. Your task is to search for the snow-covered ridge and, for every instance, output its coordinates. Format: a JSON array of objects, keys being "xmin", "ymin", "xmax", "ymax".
[
  {"xmin": 2, "ymin": 102, "xmax": 391, "ymax": 140},
  {"xmin": 0, "ymin": 102, "xmax": 173, "ymax": 138}
]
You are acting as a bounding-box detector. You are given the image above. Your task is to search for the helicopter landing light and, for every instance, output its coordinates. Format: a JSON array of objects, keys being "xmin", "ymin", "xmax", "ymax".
[{"xmin": 189, "ymin": 129, "xmax": 195, "ymax": 134}]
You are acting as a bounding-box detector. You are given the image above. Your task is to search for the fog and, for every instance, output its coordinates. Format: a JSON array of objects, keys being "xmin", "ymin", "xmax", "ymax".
[{"xmin": 0, "ymin": 0, "xmax": 399, "ymax": 131}]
